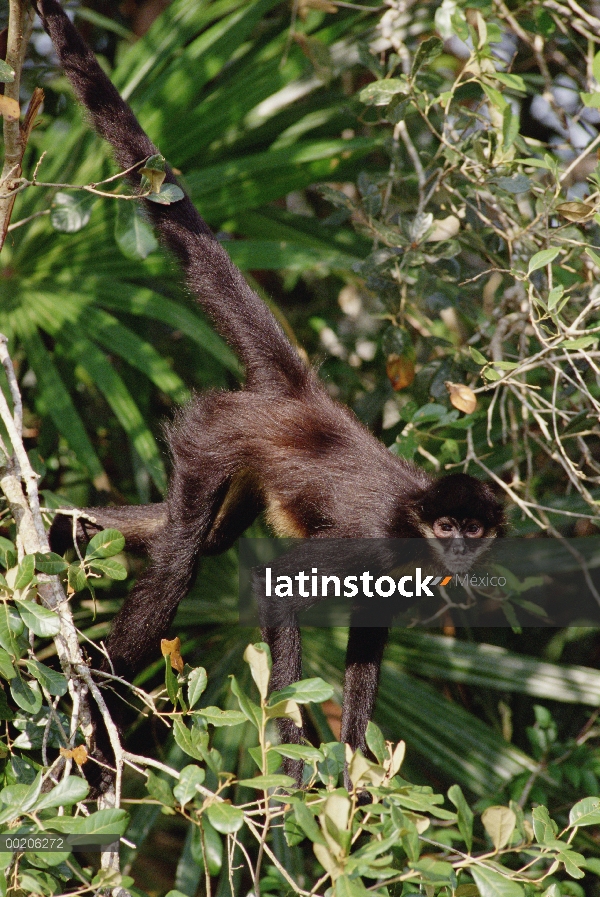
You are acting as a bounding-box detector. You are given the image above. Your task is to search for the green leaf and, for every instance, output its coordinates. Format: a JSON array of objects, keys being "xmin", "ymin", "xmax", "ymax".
[
  {"xmin": 205, "ymin": 801, "xmax": 244, "ymax": 834},
  {"xmin": 115, "ymin": 201, "xmax": 159, "ymax": 260},
  {"xmin": 411, "ymin": 36, "xmax": 443, "ymax": 77},
  {"xmin": 0, "ymin": 604, "xmax": 22, "ymax": 657},
  {"xmin": 173, "ymin": 718, "xmax": 208, "ymax": 762},
  {"xmin": 146, "ymin": 771, "xmax": 176, "ymax": 807},
  {"xmin": 0, "ymin": 648, "xmax": 15, "ymax": 681},
  {"xmin": 86, "ymin": 529, "xmax": 126, "ymax": 559},
  {"xmin": 269, "ymin": 677, "xmax": 334, "ymax": 705},
  {"xmin": 244, "ymin": 642, "xmax": 271, "ymax": 699},
  {"xmin": 238, "ymin": 774, "xmax": 296, "ymax": 789},
  {"xmin": 88, "ymin": 558, "xmax": 128, "ymax": 580},
  {"xmin": 492, "ymin": 72, "xmax": 526, "ymax": 93},
  {"xmin": 67, "ymin": 564, "xmax": 88, "ymax": 593},
  {"xmin": 293, "ymin": 800, "xmax": 324, "ymax": 844},
  {"xmin": 481, "ymin": 805, "xmax": 516, "ymax": 850},
  {"xmin": 470, "ymin": 346, "xmax": 487, "ymax": 365},
  {"xmin": 147, "ymin": 183, "xmax": 185, "ymax": 204},
  {"xmin": 448, "ymin": 784, "xmax": 473, "ymax": 853},
  {"xmin": 365, "ymin": 721, "xmax": 386, "ymax": 763},
  {"xmin": 50, "ymin": 192, "xmax": 95, "ymax": 233},
  {"xmin": 481, "ymin": 82, "xmax": 507, "ymax": 111},
  {"xmin": 173, "ymin": 765, "xmax": 205, "ymax": 806},
  {"xmin": 482, "ymin": 367, "xmax": 501, "ymax": 381},
  {"xmin": 470, "ymin": 866, "xmax": 524, "ymax": 897},
  {"xmin": 532, "ymin": 805, "xmax": 558, "ymax": 843},
  {"xmin": 34, "ymin": 552, "xmax": 68, "ymax": 575},
  {"xmin": 586, "ymin": 247, "xmax": 600, "ymax": 268},
  {"xmin": 14, "ymin": 555, "xmax": 35, "ymax": 591},
  {"xmin": 97, "ymin": 285, "xmax": 240, "ymax": 374},
  {"xmin": 19, "ymin": 329, "xmax": 104, "ymax": 481},
  {"xmin": 494, "ymin": 175, "xmax": 530, "ymax": 194},
  {"xmin": 187, "ymin": 667, "xmax": 208, "ymax": 709},
  {"xmin": 359, "ymin": 78, "xmax": 408, "ymax": 106},
  {"xmin": 10, "ymin": 676, "xmax": 42, "ymax": 714},
  {"xmin": 581, "ymin": 91, "xmax": 600, "ymax": 108},
  {"xmin": 198, "ymin": 707, "xmax": 246, "ymax": 727},
  {"xmin": 15, "ymin": 600, "xmax": 61, "ymax": 637},
  {"xmin": 229, "ymin": 674, "xmax": 261, "ymax": 728},
  {"xmin": 35, "ymin": 776, "xmax": 89, "ymax": 810},
  {"xmin": 569, "ymin": 796, "xmax": 600, "ymax": 827},
  {"xmin": 47, "ymin": 808, "xmax": 129, "ymax": 836},
  {"xmin": 62, "ymin": 335, "xmax": 167, "ymax": 491},
  {"xmin": 24, "ymin": 659, "xmax": 67, "ymax": 696},
  {"xmin": 561, "ymin": 336, "xmax": 598, "ymax": 350},
  {"xmin": 528, "ymin": 248, "xmax": 560, "ymax": 273},
  {"xmin": 165, "ymin": 656, "xmax": 179, "ymax": 706},
  {"xmin": 547, "ymin": 285, "xmax": 564, "ymax": 310},
  {"xmin": 0, "ymin": 60, "xmax": 15, "ymax": 83},
  {"xmin": 0, "ymin": 775, "xmax": 42, "ymax": 822},
  {"xmin": 273, "ymin": 744, "xmax": 324, "ymax": 763}
]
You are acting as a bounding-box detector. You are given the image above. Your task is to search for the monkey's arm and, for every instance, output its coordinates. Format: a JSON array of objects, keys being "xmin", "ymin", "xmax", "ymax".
[{"xmin": 49, "ymin": 504, "xmax": 167, "ymax": 555}]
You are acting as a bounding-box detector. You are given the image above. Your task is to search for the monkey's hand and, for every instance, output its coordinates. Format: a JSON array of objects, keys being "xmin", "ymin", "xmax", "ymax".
[{"xmin": 48, "ymin": 510, "xmax": 105, "ymax": 556}]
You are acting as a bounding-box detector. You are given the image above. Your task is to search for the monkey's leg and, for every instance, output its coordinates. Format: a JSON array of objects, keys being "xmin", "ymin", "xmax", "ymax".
[
  {"xmin": 261, "ymin": 624, "xmax": 304, "ymax": 784},
  {"xmin": 49, "ymin": 503, "xmax": 167, "ymax": 555},
  {"xmin": 341, "ymin": 618, "xmax": 389, "ymax": 793},
  {"xmin": 88, "ymin": 400, "xmax": 260, "ymax": 792}
]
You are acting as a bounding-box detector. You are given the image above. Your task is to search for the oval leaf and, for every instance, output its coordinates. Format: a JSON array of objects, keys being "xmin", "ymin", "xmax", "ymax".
[
  {"xmin": 237, "ymin": 774, "xmax": 296, "ymax": 790},
  {"xmin": 173, "ymin": 765, "xmax": 205, "ymax": 806},
  {"xmin": 445, "ymin": 381, "xmax": 477, "ymax": 414},
  {"xmin": 14, "ymin": 555, "xmax": 35, "ymax": 591},
  {"xmin": 244, "ymin": 643, "xmax": 271, "ymax": 700},
  {"xmin": 270, "ymin": 677, "xmax": 334, "ymax": 705},
  {"xmin": 481, "ymin": 805, "xmax": 516, "ymax": 850},
  {"xmin": 88, "ymin": 559, "xmax": 127, "ymax": 580},
  {"xmin": 35, "ymin": 552, "xmax": 68, "ymax": 575},
  {"xmin": 85, "ymin": 530, "xmax": 125, "ymax": 559},
  {"xmin": 471, "ymin": 865, "xmax": 524, "ymax": 897},
  {"xmin": 15, "ymin": 600, "xmax": 61, "ymax": 637},
  {"xmin": 205, "ymin": 801, "xmax": 244, "ymax": 834},
  {"xmin": 569, "ymin": 796, "xmax": 600, "ymax": 827},
  {"xmin": 528, "ymin": 247, "xmax": 560, "ymax": 274},
  {"xmin": 187, "ymin": 667, "xmax": 208, "ymax": 709},
  {"xmin": 35, "ymin": 776, "xmax": 89, "ymax": 810}
]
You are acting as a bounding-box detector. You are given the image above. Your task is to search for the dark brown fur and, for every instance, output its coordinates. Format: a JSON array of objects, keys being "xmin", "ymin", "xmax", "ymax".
[{"xmin": 37, "ymin": 0, "xmax": 504, "ymax": 793}]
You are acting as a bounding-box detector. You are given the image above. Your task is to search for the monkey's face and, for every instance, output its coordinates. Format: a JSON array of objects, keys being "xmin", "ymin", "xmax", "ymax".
[{"xmin": 428, "ymin": 515, "xmax": 493, "ymax": 572}]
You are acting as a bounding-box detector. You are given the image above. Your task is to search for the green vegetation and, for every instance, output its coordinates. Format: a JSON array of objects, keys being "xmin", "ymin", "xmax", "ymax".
[{"xmin": 1, "ymin": 0, "xmax": 600, "ymax": 894}]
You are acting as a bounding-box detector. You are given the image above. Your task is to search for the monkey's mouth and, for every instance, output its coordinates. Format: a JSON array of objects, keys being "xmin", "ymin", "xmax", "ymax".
[{"xmin": 443, "ymin": 557, "xmax": 475, "ymax": 574}]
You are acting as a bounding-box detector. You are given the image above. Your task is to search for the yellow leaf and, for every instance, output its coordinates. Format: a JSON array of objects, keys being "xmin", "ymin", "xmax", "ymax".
[
  {"xmin": 0, "ymin": 95, "xmax": 20, "ymax": 121},
  {"xmin": 386, "ymin": 354, "xmax": 415, "ymax": 391},
  {"xmin": 445, "ymin": 381, "xmax": 477, "ymax": 414},
  {"xmin": 60, "ymin": 744, "xmax": 88, "ymax": 765},
  {"xmin": 161, "ymin": 636, "xmax": 184, "ymax": 672}
]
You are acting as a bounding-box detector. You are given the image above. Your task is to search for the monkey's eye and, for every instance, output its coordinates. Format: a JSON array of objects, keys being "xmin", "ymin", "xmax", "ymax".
[
  {"xmin": 433, "ymin": 519, "xmax": 455, "ymax": 538},
  {"xmin": 464, "ymin": 522, "xmax": 484, "ymax": 537}
]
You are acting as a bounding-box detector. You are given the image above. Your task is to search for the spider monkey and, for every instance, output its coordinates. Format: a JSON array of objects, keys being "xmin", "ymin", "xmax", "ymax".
[{"xmin": 36, "ymin": 0, "xmax": 504, "ymax": 793}]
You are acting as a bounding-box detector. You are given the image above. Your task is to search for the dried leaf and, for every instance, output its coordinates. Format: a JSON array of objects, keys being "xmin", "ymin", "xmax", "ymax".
[
  {"xmin": 298, "ymin": 0, "xmax": 338, "ymax": 15},
  {"xmin": 0, "ymin": 95, "xmax": 20, "ymax": 122},
  {"xmin": 556, "ymin": 201, "xmax": 595, "ymax": 222},
  {"xmin": 60, "ymin": 745, "xmax": 88, "ymax": 765},
  {"xmin": 161, "ymin": 636, "xmax": 184, "ymax": 673},
  {"xmin": 445, "ymin": 381, "xmax": 477, "ymax": 414},
  {"xmin": 386, "ymin": 354, "xmax": 415, "ymax": 391},
  {"xmin": 426, "ymin": 215, "xmax": 460, "ymax": 242}
]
